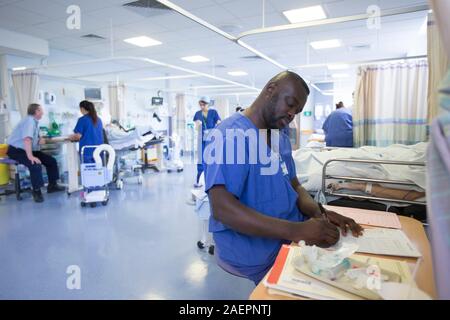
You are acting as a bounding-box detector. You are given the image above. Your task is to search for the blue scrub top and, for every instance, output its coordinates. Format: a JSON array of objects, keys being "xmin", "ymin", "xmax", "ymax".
[
  {"xmin": 74, "ymin": 115, "xmax": 104, "ymax": 161},
  {"xmin": 204, "ymin": 112, "xmax": 304, "ymax": 279},
  {"xmin": 322, "ymin": 108, "xmax": 353, "ymax": 147},
  {"xmin": 193, "ymin": 109, "xmax": 221, "ymax": 138}
]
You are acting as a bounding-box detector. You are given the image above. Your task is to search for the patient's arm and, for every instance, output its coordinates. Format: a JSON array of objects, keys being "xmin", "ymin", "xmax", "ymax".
[
  {"xmin": 330, "ymin": 182, "xmax": 425, "ymax": 201},
  {"xmin": 69, "ymin": 133, "xmax": 82, "ymax": 142}
]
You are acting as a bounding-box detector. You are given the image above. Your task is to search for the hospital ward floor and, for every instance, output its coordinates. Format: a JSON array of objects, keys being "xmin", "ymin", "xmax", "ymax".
[{"xmin": 0, "ymin": 163, "xmax": 255, "ymax": 299}]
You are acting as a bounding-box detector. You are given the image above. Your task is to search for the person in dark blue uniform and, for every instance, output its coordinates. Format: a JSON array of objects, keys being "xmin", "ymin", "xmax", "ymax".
[
  {"xmin": 69, "ymin": 100, "xmax": 104, "ymax": 163},
  {"xmin": 204, "ymin": 72, "xmax": 363, "ymax": 284},
  {"xmin": 193, "ymin": 96, "xmax": 221, "ymax": 187},
  {"xmin": 322, "ymin": 101, "xmax": 353, "ymax": 147}
]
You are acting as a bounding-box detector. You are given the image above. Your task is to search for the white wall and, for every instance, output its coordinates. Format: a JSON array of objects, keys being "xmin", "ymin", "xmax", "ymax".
[{"xmin": 123, "ymin": 86, "xmax": 167, "ymax": 132}]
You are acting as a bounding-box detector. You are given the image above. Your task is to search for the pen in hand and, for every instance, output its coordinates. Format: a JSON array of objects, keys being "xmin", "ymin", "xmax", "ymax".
[{"xmin": 318, "ymin": 203, "xmax": 330, "ymax": 223}]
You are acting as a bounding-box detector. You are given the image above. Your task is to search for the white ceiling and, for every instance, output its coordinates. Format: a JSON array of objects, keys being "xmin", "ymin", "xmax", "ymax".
[{"xmin": 0, "ymin": 0, "xmax": 429, "ymax": 96}]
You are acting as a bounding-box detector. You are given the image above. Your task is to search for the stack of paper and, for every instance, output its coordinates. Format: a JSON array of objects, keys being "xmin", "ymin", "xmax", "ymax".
[
  {"xmin": 265, "ymin": 245, "xmax": 362, "ymax": 300},
  {"xmin": 339, "ymin": 228, "xmax": 422, "ymax": 258},
  {"xmin": 264, "ymin": 245, "xmax": 415, "ymax": 300},
  {"xmin": 324, "ymin": 205, "xmax": 402, "ymax": 229}
]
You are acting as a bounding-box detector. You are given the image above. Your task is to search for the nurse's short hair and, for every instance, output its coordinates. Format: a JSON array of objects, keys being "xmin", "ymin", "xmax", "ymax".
[{"xmin": 27, "ymin": 103, "xmax": 41, "ymax": 116}]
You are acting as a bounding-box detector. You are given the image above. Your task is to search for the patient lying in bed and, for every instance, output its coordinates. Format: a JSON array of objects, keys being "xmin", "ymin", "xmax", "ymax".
[
  {"xmin": 105, "ymin": 122, "xmax": 161, "ymax": 150},
  {"xmin": 328, "ymin": 181, "xmax": 426, "ymax": 202}
]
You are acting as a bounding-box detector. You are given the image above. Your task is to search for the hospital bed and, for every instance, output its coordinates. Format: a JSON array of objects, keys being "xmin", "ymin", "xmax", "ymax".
[
  {"xmin": 106, "ymin": 125, "xmax": 152, "ymax": 188},
  {"xmin": 293, "ymin": 143, "xmax": 428, "ymax": 222},
  {"xmin": 105, "ymin": 125, "xmax": 164, "ymax": 189}
]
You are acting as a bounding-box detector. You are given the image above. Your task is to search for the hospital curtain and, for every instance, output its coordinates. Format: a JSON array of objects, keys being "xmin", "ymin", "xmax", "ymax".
[
  {"xmin": 175, "ymin": 93, "xmax": 186, "ymax": 152},
  {"xmin": 353, "ymin": 60, "xmax": 428, "ymax": 147},
  {"xmin": 427, "ymin": 12, "xmax": 449, "ymax": 123},
  {"xmin": 213, "ymin": 97, "xmax": 230, "ymax": 120},
  {"xmin": 108, "ymin": 84, "xmax": 126, "ymax": 122},
  {"xmin": 0, "ymin": 55, "xmax": 9, "ymax": 102},
  {"xmin": 11, "ymin": 70, "xmax": 39, "ymax": 118}
]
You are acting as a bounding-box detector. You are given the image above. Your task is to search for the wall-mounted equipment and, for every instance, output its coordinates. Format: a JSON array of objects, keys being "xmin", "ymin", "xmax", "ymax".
[
  {"xmin": 151, "ymin": 97, "xmax": 164, "ymax": 106},
  {"xmin": 153, "ymin": 112, "xmax": 162, "ymax": 122},
  {"xmin": 84, "ymin": 88, "xmax": 102, "ymax": 100},
  {"xmin": 45, "ymin": 92, "xmax": 56, "ymax": 105}
]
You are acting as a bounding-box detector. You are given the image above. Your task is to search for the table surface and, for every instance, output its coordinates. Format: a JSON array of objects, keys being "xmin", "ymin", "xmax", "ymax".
[{"xmin": 249, "ymin": 215, "xmax": 436, "ymax": 300}]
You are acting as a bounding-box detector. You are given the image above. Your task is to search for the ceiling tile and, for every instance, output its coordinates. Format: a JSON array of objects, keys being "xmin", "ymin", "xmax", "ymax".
[
  {"xmin": 13, "ymin": 0, "xmax": 68, "ymax": 19},
  {"xmin": 171, "ymin": 0, "xmax": 217, "ymax": 10},
  {"xmin": 0, "ymin": 4, "xmax": 51, "ymax": 25},
  {"xmin": 52, "ymin": 0, "xmax": 120, "ymax": 11}
]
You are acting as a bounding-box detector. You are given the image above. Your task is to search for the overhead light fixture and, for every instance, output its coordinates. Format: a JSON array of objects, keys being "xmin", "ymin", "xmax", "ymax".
[
  {"xmin": 310, "ymin": 39, "xmax": 342, "ymax": 50},
  {"xmin": 228, "ymin": 71, "xmax": 248, "ymax": 76},
  {"xmin": 193, "ymin": 85, "xmax": 238, "ymax": 89},
  {"xmin": 136, "ymin": 75, "xmax": 201, "ymax": 81},
  {"xmin": 328, "ymin": 64, "xmax": 349, "ymax": 70},
  {"xmin": 124, "ymin": 36, "xmax": 162, "ymax": 47},
  {"xmin": 332, "ymin": 73, "xmax": 350, "ymax": 79},
  {"xmin": 283, "ymin": 5, "xmax": 327, "ymax": 24},
  {"xmin": 181, "ymin": 55, "xmax": 210, "ymax": 63},
  {"xmin": 12, "ymin": 66, "xmax": 27, "ymax": 71},
  {"xmin": 217, "ymin": 92, "xmax": 260, "ymax": 96}
]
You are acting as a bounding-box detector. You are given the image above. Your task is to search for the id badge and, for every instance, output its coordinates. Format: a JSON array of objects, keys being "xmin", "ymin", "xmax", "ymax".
[
  {"xmin": 281, "ymin": 159, "xmax": 289, "ymax": 177},
  {"xmin": 203, "ymin": 129, "xmax": 211, "ymax": 139}
]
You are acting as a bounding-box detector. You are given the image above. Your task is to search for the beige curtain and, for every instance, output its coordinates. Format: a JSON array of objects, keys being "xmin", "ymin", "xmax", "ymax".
[
  {"xmin": 427, "ymin": 12, "xmax": 449, "ymax": 123},
  {"xmin": 354, "ymin": 60, "xmax": 428, "ymax": 147},
  {"xmin": 175, "ymin": 93, "xmax": 186, "ymax": 152},
  {"xmin": 0, "ymin": 55, "xmax": 8, "ymax": 101},
  {"xmin": 213, "ymin": 97, "xmax": 229, "ymax": 120},
  {"xmin": 108, "ymin": 84, "xmax": 126, "ymax": 122},
  {"xmin": 11, "ymin": 70, "xmax": 39, "ymax": 118}
]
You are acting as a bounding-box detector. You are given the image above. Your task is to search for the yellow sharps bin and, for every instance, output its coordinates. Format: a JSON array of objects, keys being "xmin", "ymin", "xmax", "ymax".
[{"xmin": 0, "ymin": 144, "xmax": 10, "ymax": 185}]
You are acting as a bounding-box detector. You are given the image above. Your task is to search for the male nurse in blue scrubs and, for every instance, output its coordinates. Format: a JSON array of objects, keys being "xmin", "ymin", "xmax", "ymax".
[{"xmin": 204, "ymin": 71, "xmax": 363, "ymax": 284}]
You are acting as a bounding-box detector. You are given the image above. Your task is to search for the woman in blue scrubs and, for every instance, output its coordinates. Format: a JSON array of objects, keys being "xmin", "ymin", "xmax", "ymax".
[
  {"xmin": 193, "ymin": 96, "xmax": 221, "ymax": 187},
  {"xmin": 204, "ymin": 71, "xmax": 363, "ymax": 284},
  {"xmin": 69, "ymin": 100, "xmax": 104, "ymax": 163}
]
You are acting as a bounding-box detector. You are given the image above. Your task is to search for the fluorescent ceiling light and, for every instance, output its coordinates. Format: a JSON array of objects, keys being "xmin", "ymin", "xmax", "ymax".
[
  {"xmin": 310, "ymin": 39, "xmax": 342, "ymax": 50},
  {"xmin": 283, "ymin": 5, "xmax": 327, "ymax": 24},
  {"xmin": 194, "ymin": 85, "xmax": 238, "ymax": 89},
  {"xmin": 217, "ymin": 92, "xmax": 260, "ymax": 96},
  {"xmin": 124, "ymin": 36, "xmax": 162, "ymax": 47},
  {"xmin": 328, "ymin": 64, "xmax": 349, "ymax": 70},
  {"xmin": 332, "ymin": 73, "xmax": 349, "ymax": 79},
  {"xmin": 12, "ymin": 66, "xmax": 27, "ymax": 71},
  {"xmin": 181, "ymin": 55, "xmax": 210, "ymax": 63},
  {"xmin": 228, "ymin": 71, "xmax": 248, "ymax": 76},
  {"xmin": 136, "ymin": 75, "xmax": 201, "ymax": 81}
]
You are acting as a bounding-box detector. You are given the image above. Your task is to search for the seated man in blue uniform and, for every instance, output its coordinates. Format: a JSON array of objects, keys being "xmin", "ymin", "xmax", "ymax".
[
  {"xmin": 322, "ymin": 101, "xmax": 353, "ymax": 147},
  {"xmin": 204, "ymin": 71, "xmax": 363, "ymax": 284}
]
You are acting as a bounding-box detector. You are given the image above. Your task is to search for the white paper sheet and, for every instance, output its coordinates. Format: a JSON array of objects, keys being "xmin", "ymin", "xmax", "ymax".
[
  {"xmin": 325, "ymin": 205, "xmax": 402, "ymax": 229},
  {"xmin": 338, "ymin": 228, "xmax": 422, "ymax": 258}
]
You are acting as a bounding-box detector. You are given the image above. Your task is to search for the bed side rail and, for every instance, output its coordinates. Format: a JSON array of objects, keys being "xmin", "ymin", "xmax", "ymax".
[{"xmin": 321, "ymin": 158, "xmax": 426, "ymax": 206}]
